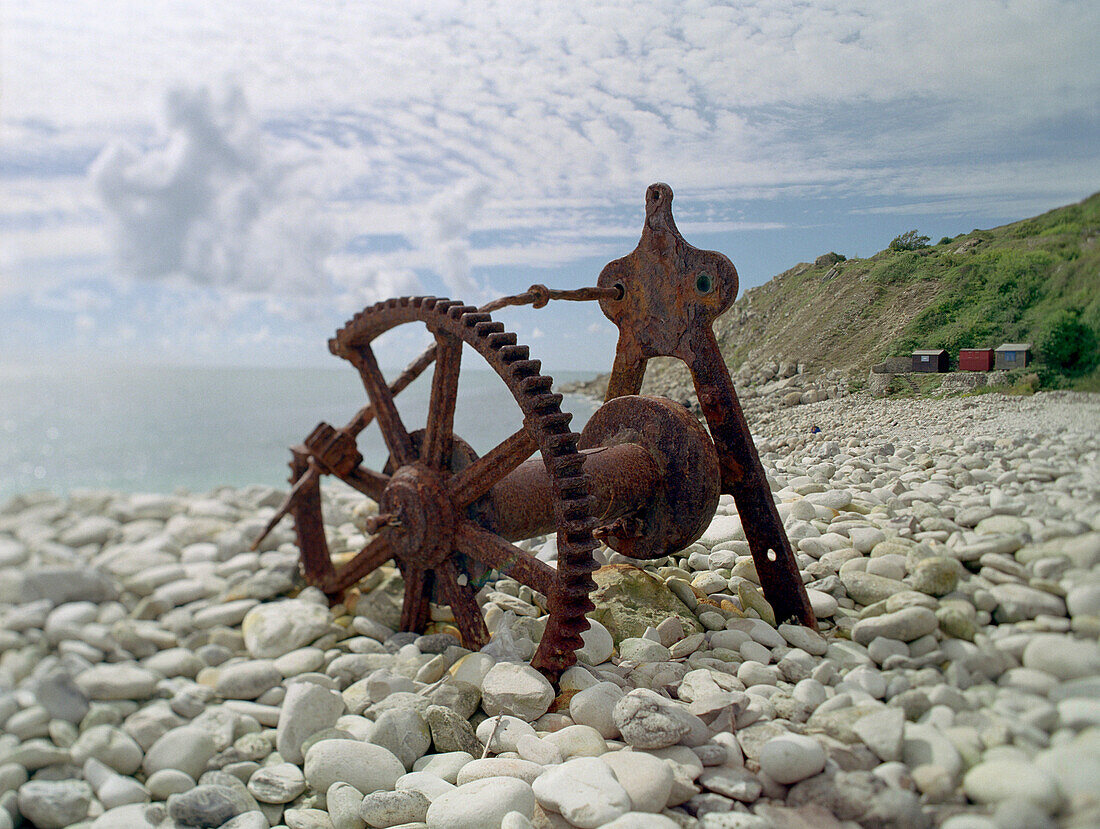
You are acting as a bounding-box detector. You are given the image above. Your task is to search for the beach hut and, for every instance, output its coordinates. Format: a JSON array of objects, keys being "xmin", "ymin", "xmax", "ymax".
[
  {"xmin": 994, "ymin": 343, "xmax": 1032, "ymax": 370},
  {"xmin": 959, "ymin": 348, "xmax": 995, "ymax": 371},
  {"xmin": 911, "ymin": 349, "xmax": 948, "ymax": 372}
]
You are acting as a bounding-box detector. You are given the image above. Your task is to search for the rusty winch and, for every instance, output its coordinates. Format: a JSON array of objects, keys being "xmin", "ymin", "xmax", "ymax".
[{"xmin": 255, "ymin": 183, "xmax": 815, "ymax": 679}]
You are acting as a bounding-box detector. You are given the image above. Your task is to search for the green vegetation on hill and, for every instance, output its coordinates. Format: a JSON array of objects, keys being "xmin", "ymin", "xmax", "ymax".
[{"xmin": 713, "ymin": 192, "xmax": 1100, "ymax": 390}]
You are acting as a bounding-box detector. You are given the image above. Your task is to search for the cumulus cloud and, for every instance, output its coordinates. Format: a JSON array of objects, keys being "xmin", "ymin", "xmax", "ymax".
[
  {"xmin": 90, "ymin": 85, "xmax": 333, "ymax": 297},
  {"xmin": 417, "ymin": 181, "xmax": 490, "ymax": 300}
]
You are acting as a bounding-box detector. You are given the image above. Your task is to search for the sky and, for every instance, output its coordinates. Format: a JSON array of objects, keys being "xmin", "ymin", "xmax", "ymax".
[{"xmin": 2, "ymin": 0, "xmax": 1098, "ymax": 373}]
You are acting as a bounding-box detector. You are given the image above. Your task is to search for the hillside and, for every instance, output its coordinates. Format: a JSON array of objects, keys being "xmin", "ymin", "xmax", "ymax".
[{"xmin": 570, "ymin": 192, "xmax": 1100, "ymax": 400}]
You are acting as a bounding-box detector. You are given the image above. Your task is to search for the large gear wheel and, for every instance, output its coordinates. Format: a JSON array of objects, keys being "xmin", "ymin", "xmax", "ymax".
[{"xmin": 287, "ymin": 296, "xmax": 598, "ymax": 678}]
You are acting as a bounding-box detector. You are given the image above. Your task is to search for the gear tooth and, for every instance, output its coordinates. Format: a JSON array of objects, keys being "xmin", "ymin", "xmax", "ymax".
[
  {"xmin": 510, "ymin": 359, "xmax": 542, "ymax": 379},
  {"xmin": 499, "ymin": 345, "xmax": 529, "ymax": 362},
  {"xmin": 461, "ymin": 311, "xmax": 492, "ymax": 327},
  {"xmin": 539, "ymin": 412, "xmax": 573, "ymax": 432},
  {"xmin": 447, "ymin": 304, "xmax": 476, "ymax": 320},
  {"xmin": 519, "ymin": 375, "xmax": 554, "ymax": 394},
  {"xmin": 475, "ymin": 321, "xmax": 505, "ymax": 337},
  {"xmin": 487, "ymin": 331, "xmax": 517, "ymax": 348}
]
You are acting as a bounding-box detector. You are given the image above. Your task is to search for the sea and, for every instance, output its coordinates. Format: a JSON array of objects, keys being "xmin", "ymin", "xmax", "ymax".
[{"xmin": 0, "ymin": 363, "xmax": 601, "ymax": 500}]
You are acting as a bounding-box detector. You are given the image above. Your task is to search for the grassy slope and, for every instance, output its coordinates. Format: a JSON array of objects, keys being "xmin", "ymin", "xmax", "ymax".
[{"xmin": 712, "ymin": 192, "xmax": 1100, "ymax": 388}]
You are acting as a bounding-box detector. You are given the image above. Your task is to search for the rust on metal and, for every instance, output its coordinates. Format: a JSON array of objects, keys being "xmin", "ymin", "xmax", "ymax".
[
  {"xmin": 597, "ymin": 183, "xmax": 816, "ymax": 629},
  {"xmin": 254, "ymin": 183, "xmax": 815, "ymax": 681}
]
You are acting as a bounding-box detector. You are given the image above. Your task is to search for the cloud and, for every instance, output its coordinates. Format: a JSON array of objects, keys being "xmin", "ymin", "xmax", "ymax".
[
  {"xmin": 90, "ymin": 85, "xmax": 333, "ymax": 297},
  {"xmin": 417, "ymin": 181, "xmax": 490, "ymax": 300}
]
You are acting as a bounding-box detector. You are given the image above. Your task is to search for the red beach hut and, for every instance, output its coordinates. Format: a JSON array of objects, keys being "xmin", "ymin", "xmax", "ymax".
[{"xmin": 959, "ymin": 348, "xmax": 995, "ymax": 371}]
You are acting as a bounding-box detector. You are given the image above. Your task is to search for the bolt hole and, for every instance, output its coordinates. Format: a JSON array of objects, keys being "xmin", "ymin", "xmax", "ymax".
[
  {"xmin": 766, "ymin": 548, "xmax": 777, "ymax": 562},
  {"xmin": 612, "ymin": 282, "xmax": 625, "ymax": 300},
  {"xmin": 695, "ymin": 273, "xmax": 713, "ymax": 294}
]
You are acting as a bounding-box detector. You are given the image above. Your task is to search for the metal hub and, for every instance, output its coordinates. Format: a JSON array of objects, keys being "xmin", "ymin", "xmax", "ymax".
[{"xmin": 380, "ymin": 463, "xmax": 457, "ymax": 567}]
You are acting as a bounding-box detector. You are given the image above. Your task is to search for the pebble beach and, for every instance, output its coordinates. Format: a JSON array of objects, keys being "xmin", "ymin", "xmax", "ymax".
[{"xmin": 2, "ymin": 389, "xmax": 1099, "ymax": 829}]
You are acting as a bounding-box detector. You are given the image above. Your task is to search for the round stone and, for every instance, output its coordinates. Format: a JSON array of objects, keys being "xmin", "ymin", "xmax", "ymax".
[
  {"xmin": 17, "ymin": 780, "xmax": 93, "ymax": 829},
  {"xmin": 247, "ymin": 762, "xmax": 305, "ymax": 804},
  {"xmin": 532, "ymin": 757, "xmax": 632, "ymax": 828},
  {"xmin": 425, "ymin": 776, "xmax": 535, "ymax": 829},
  {"xmin": 963, "ymin": 759, "xmax": 1062, "ymax": 812},
  {"xmin": 758, "ymin": 734, "xmax": 826, "ymax": 784},
  {"xmin": 1022, "ymin": 634, "xmax": 1100, "ymax": 681},
  {"xmin": 600, "ymin": 750, "xmax": 674, "ymax": 813},
  {"xmin": 304, "ymin": 739, "xmax": 405, "ymax": 799},
  {"xmin": 241, "ymin": 599, "xmax": 332, "ymax": 659},
  {"xmin": 167, "ymin": 784, "xmax": 249, "ymax": 828},
  {"xmin": 276, "ymin": 681, "xmax": 347, "ymax": 765},
  {"xmin": 142, "ymin": 726, "xmax": 217, "ymax": 780},
  {"xmin": 360, "ymin": 787, "xmax": 430, "ymax": 826},
  {"xmin": 480, "ymin": 663, "xmax": 555, "ymax": 722}
]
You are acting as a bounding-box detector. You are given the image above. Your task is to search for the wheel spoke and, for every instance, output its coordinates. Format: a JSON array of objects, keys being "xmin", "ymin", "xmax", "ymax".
[
  {"xmin": 448, "ymin": 426, "xmax": 538, "ymax": 507},
  {"xmin": 325, "ymin": 534, "xmax": 395, "ymax": 595},
  {"xmin": 399, "ymin": 564, "xmax": 433, "ymax": 632},
  {"xmin": 454, "ymin": 520, "xmax": 556, "ymax": 597},
  {"xmin": 337, "ymin": 466, "xmax": 390, "ymax": 501},
  {"xmin": 422, "ymin": 333, "xmax": 462, "ymax": 470},
  {"xmin": 436, "ymin": 558, "xmax": 489, "ymax": 650},
  {"xmin": 348, "ymin": 344, "xmax": 416, "ymax": 467}
]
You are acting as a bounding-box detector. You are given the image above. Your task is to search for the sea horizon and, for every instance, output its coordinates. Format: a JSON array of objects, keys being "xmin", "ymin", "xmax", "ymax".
[{"xmin": 0, "ymin": 361, "xmax": 601, "ymax": 500}]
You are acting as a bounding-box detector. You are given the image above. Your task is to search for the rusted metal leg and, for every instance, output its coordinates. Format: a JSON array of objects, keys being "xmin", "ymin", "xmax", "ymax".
[
  {"xmin": 685, "ymin": 328, "xmax": 817, "ymax": 629},
  {"xmin": 605, "ymin": 340, "xmax": 648, "ymax": 401},
  {"xmin": 289, "ymin": 449, "xmax": 337, "ymax": 587}
]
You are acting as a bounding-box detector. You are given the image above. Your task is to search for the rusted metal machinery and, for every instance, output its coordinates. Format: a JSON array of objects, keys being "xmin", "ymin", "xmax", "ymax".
[{"xmin": 255, "ymin": 183, "xmax": 815, "ymax": 679}]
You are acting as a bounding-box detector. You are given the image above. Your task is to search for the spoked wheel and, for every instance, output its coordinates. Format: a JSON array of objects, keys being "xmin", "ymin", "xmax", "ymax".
[{"xmin": 287, "ymin": 296, "xmax": 598, "ymax": 678}]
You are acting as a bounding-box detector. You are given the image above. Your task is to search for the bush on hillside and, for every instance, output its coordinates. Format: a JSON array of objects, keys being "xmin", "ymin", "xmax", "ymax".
[
  {"xmin": 889, "ymin": 230, "xmax": 930, "ymax": 251},
  {"xmin": 1041, "ymin": 310, "xmax": 1098, "ymax": 374}
]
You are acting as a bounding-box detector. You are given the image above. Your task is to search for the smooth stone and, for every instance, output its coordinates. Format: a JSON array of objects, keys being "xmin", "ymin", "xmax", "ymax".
[
  {"xmin": 613, "ymin": 689, "xmax": 703, "ymax": 750},
  {"xmin": 425, "ymin": 776, "xmax": 535, "ymax": 828},
  {"xmin": 455, "ymin": 758, "xmax": 544, "ymax": 785},
  {"xmin": 368, "ymin": 708, "xmax": 432, "ymax": 770},
  {"xmin": 88, "ymin": 803, "xmax": 160, "ymax": 829},
  {"xmin": 146, "ymin": 768, "xmax": 197, "ymax": 799},
  {"xmin": 910, "ymin": 558, "xmax": 959, "ymax": 596},
  {"xmin": 778, "ymin": 624, "xmax": 827, "ymax": 655},
  {"xmin": 1021, "ymin": 634, "xmax": 1100, "ymax": 681},
  {"xmin": 840, "ymin": 571, "xmax": 909, "ymax": 605},
  {"xmin": 30, "ymin": 668, "xmax": 91, "ymax": 723},
  {"xmin": 902, "ymin": 723, "xmax": 962, "ymax": 783},
  {"xmin": 304, "ymin": 740, "xmax": 404, "ymax": 801},
  {"xmin": 531, "ymin": 756, "xmax": 632, "ymax": 828},
  {"xmin": 757, "ymin": 734, "xmax": 825, "ymax": 784},
  {"xmin": 276, "ymin": 682, "xmax": 346, "ymax": 765},
  {"xmin": 70, "ymin": 724, "xmax": 144, "ymax": 775},
  {"xmin": 167, "ymin": 784, "xmax": 249, "ymax": 827},
  {"xmin": 399, "ymin": 768, "xmax": 460, "ymax": 799},
  {"xmin": 697, "ymin": 766, "xmax": 763, "ymax": 803},
  {"xmin": 241, "ymin": 600, "xmax": 331, "ymax": 659},
  {"xmin": 480, "ymin": 663, "xmax": 554, "ymax": 722},
  {"xmin": 600, "ymin": 750, "xmax": 673, "ymax": 813},
  {"xmin": 247, "ymin": 763, "xmax": 305, "ymax": 804},
  {"xmin": 990, "ymin": 584, "xmax": 1067, "ymax": 622},
  {"xmin": 425, "ymin": 705, "xmax": 482, "ymax": 757},
  {"xmin": 360, "ymin": 787, "xmax": 429, "ymax": 827},
  {"xmin": 852, "ymin": 607, "xmax": 938, "ymax": 645},
  {"xmin": 76, "ymin": 664, "xmax": 160, "ymax": 700},
  {"xmin": 576, "ymin": 618, "xmax": 614, "ymax": 665},
  {"xmin": 963, "ymin": 759, "xmax": 1062, "ymax": 812},
  {"xmin": 16, "ymin": 779, "xmax": 93, "ymax": 828},
  {"xmin": 568, "ymin": 682, "xmax": 624, "ymax": 739},
  {"xmin": 142, "ymin": 726, "xmax": 217, "ymax": 780},
  {"xmin": 325, "ymin": 781, "xmax": 364, "ymax": 829},
  {"xmin": 600, "ymin": 814, "xmax": 680, "ymax": 829},
  {"xmin": 475, "ymin": 715, "xmax": 537, "ymax": 754},
  {"xmin": 515, "ymin": 734, "xmax": 562, "ymax": 766},
  {"xmin": 541, "ymin": 724, "xmax": 607, "ymax": 758},
  {"xmin": 214, "ymin": 660, "xmax": 282, "ymax": 700},
  {"xmin": 852, "ymin": 707, "xmax": 905, "ymax": 762}
]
